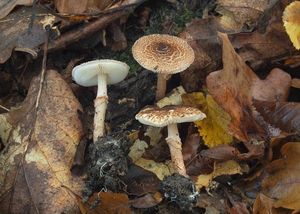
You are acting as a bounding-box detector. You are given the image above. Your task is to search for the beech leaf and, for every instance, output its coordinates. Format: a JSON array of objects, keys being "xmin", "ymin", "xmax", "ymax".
[
  {"xmin": 182, "ymin": 92, "xmax": 233, "ymax": 148},
  {"xmin": 0, "ymin": 70, "xmax": 84, "ymax": 213}
]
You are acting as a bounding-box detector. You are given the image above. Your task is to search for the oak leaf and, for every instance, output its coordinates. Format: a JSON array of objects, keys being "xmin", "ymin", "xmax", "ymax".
[
  {"xmin": 0, "ymin": 70, "xmax": 84, "ymax": 213},
  {"xmin": 182, "ymin": 92, "xmax": 233, "ymax": 148}
]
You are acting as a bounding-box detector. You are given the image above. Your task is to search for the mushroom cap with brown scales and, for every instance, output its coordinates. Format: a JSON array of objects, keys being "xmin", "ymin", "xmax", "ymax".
[
  {"xmin": 135, "ymin": 105, "xmax": 206, "ymax": 127},
  {"xmin": 132, "ymin": 34, "xmax": 195, "ymax": 74}
]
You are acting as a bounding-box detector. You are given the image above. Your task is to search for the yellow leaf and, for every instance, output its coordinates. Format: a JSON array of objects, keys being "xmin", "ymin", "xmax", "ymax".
[
  {"xmin": 128, "ymin": 138, "xmax": 175, "ymax": 180},
  {"xmin": 195, "ymin": 160, "xmax": 242, "ymax": 190},
  {"xmin": 182, "ymin": 92, "xmax": 233, "ymax": 148},
  {"xmin": 283, "ymin": 1, "xmax": 300, "ymax": 50}
]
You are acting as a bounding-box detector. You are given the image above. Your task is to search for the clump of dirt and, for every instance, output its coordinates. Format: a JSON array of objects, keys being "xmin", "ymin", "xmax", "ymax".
[
  {"xmin": 160, "ymin": 173, "xmax": 198, "ymax": 211},
  {"xmin": 83, "ymin": 134, "xmax": 131, "ymax": 199}
]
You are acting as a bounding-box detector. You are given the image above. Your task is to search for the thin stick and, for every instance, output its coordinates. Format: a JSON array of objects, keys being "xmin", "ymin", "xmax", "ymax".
[
  {"xmin": 0, "ymin": 104, "xmax": 9, "ymax": 112},
  {"xmin": 35, "ymin": 27, "xmax": 49, "ymax": 109}
]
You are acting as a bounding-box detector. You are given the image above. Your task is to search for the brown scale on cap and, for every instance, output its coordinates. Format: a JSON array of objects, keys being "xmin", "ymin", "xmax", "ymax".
[
  {"xmin": 136, "ymin": 105, "xmax": 206, "ymax": 127},
  {"xmin": 132, "ymin": 34, "xmax": 195, "ymax": 74}
]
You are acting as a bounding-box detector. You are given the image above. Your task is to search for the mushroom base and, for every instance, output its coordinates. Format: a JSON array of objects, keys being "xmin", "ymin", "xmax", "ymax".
[{"xmin": 166, "ymin": 124, "xmax": 187, "ymax": 177}]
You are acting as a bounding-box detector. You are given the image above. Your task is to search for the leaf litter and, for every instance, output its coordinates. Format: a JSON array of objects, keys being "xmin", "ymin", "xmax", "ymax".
[{"xmin": 0, "ymin": 0, "xmax": 299, "ymax": 213}]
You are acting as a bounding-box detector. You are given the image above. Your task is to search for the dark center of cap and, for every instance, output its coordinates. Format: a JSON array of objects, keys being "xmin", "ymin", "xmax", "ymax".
[{"xmin": 156, "ymin": 42, "xmax": 170, "ymax": 53}]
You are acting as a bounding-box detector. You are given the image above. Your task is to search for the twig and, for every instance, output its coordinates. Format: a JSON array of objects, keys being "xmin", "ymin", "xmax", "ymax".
[
  {"xmin": 0, "ymin": 104, "xmax": 9, "ymax": 112},
  {"xmin": 47, "ymin": 10, "xmax": 126, "ymax": 51},
  {"xmin": 35, "ymin": 26, "xmax": 49, "ymax": 109}
]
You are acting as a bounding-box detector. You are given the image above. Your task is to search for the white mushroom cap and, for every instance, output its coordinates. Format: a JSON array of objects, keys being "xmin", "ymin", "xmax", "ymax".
[
  {"xmin": 72, "ymin": 59, "xmax": 129, "ymax": 87},
  {"xmin": 132, "ymin": 34, "xmax": 195, "ymax": 74},
  {"xmin": 135, "ymin": 105, "xmax": 206, "ymax": 127}
]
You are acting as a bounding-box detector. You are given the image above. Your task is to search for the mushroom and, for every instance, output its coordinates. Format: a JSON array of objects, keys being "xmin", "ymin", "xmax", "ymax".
[
  {"xmin": 132, "ymin": 34, "xmax": 195, "ymax": 101},
  {"xmin": 72, "ymin": 59, "xmax": 129, "ymax": 142},
  {"xmin": 135, "ymin": 105, "xmax": 206, "ymax": 176}
]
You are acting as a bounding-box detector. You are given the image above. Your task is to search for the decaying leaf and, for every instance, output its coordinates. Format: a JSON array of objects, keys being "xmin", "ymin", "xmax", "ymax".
[
  {"xmin": 130, "ymin": 192, "xmax": 163, "ymax": 209},
  {"xmin": 54, "ymin": 0, "xmax": 113, "ymax": 14},
  {"xmin": 282, "ymin": 1, "xmax": 300, "ymax": 50},
  {"xmin": 0, "ymin": 0, "xmax": 33, "ymax": 19},
  {"xmin": 206, "ymin": 33, "xmax": 292, "ymax": 142},
  {"xmin": 253, "ymin": 193, "xmax": 282, "ymax": 214},
  {"xmin": 0, "ymin": 70, "xmax": 84, "ymax": 213},
  {"xmin": 253, "ymin": 100, "xmax": 300, "ymax": 134},
  {"xmin": 206, "ymin": 32, "xmax": 264, "ymax": 142},
  {"xmin": 0, "ymin": 6, "xmax": 58, "ymax": 64},
  {"xmin": 259, "ymin": 142, "xmax": 300, "ymax": 213},
  {"xmin": 77, "ymin": 191, "xmax": 131, "ymax": 214},
  {"xmin": 129, "ymin": 138, "xmax": 175, "ymax": 180},
  {"xmin": 182, "ymin": 92, "xmax": 233, "ymax": 148},
  {"xmin": 194, "ymin": 160, "xmax": 243, "ymax": 190},
  {"xmin": 156, "ymin": 86, "xmax": 186, "ymax": 108},
  {"xmin": 216, "ymin": 0, "xmax": 276, "ymax": 32}
]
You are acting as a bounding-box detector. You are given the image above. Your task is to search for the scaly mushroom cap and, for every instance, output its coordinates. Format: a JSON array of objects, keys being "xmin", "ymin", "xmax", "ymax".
[
  {"xmin": 132, "ymin": 34, "xmax": 195, "ymax": 74},
  {"xmin": 135, "ymin": 105, "xmax": 206, "ymax": 127},
  {"xmin": 283, "ymin": 1, "xmax": 300, "ymax": 50}
]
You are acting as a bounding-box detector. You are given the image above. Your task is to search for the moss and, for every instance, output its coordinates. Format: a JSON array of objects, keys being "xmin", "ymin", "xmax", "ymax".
[{"xmin": 145, "ymin": 1, "xmax": 203, "ymax": 36}]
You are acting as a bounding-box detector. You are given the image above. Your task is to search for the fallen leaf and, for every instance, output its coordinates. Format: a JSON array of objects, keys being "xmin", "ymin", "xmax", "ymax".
[
  {"xmin": 216, "ymin": 0, "xmax": 276, "ymax": 32},
  {"xmin": 194, "ymin": 160, "xmax": 242, "ymax": 190},
  {"xmin": 156, "ymin": 86, "xmax": 186, "ymax": 108},
  {"xmin": 291, "ymin": 78, "xmax": 300, "ymax": 89},
  {"xmin": 130, "ymin": 192, "xmax": 162, "ymax": 209},
  {"xmin": 134, "ymin": 158, "xmax": 174, "ymax": 181},
  {"xmin": 54, "ymin": 0, "xmax": 113, "ymax": 14},
  {"xmin": 206, "ymin": 32, "xmax": 264, "ymax": 142},
  {"xmin": 253, "ymin": 193, "xmax": 283, "ymax": 214},
  {"xmin": 282, "ymin": 1, "xmax": 300, "ymax": 50},
  {"xmin": 0, "ymin": 70, "xmax": 84, "ymax": 213},
  {"xmin": 77, "ymin": 191, "xmax": 131, "ymax": 214},
  {"xmin": 259, "ymin": 142, "xmax": 300, "ymax": 213},
  {"xmin": 253, "ymin": 100, "xmax": 300, "ymax": 134},
  {"xmin": 0, "ymin": 0, "xmax": 33, "ymax": 19},
  {"xmin": 252, "ymin": 68, "xmax": 291, "ymax": 102},
  {"xmin": 122, "ymin": 164, "xmax": 160, "ymax": 196},
  {"xmin": 0, "ymin": 6, "xmax": 58, "ymax": 64},
  {"xmin": 128, "ymin": 138, "xmax": 175, "ymax": 180},
  {"xmin": 182, "ymin": 92, "xmax": 233, "ymax": 148}
]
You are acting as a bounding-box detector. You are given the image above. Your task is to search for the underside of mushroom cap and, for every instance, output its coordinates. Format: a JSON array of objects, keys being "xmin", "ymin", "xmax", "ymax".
[
  {"xmin": 132, "ymin": 34, "xmax": 195, "ymax": 74},
  {"xmin": 135, "ymin": 105, "xmax": 206, "ymax": 127},
  {"xmin": 72, "ymin": 59, "xmax": 129, "ymax": 87}
]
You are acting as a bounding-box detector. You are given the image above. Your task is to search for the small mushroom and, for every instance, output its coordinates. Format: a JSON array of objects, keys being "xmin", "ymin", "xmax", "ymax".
[
  {"xmin": 132, "ymin": 34, "xmax": 195, "ymax": 101},
  {"xmin": 72, "ymin": 59, "xmax": 129, "ymax": 142},
  {"xmin": 135, "ymin": 105, "xmax": 206, "ymax": 176}
]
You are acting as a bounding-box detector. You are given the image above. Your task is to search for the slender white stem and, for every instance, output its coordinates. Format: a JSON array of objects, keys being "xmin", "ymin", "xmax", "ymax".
[
  {"xmin": 93, "ymin": 73, "xmax": 108, "ymax": 142},
  {"xmin": 166, "ymin": 123, "xmax": 187, "ymax": 176}
]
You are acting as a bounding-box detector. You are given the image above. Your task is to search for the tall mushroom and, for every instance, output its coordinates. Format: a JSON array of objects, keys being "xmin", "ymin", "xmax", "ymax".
[
  {"xmin": 132, "ymin": 34, "xmax": 195, "ymax": 101},
  {"xmin": 135, "ymin": 105, "xmax": 206, "ymax": 176},
  {"xmin": 72, "ymin": 59, "xmax": 129, "ymax": 142}
]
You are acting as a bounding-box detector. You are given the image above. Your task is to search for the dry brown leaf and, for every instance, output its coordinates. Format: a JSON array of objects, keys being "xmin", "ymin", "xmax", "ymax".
[
  {"xmin": 0, "ymin": 6, "xmax": 58, "ymax": 64},
  {"xmin": 0, "ymin": 0, "xmax": 33, "ymax": 19},
  {"xmin": 253, "ymin": 193, "xmax": 285, "ymax": 214},
  {"xmin": 259, "ymin": 142, "xmax": 300, "ymax": 213},
  {"xmin": 0, "ymin": 70, "xmax": 84, "ymax": 213},
  {"xmin": 252, "ymin": 68, "xmax": 291, "ymax": 102},
  {"xmin": 130, "ymin": 192, "xmax": 162, "ymax": 209},
  {"xmin": 54, "ymin": 0, "xmax": 113, "ymax": 14},
  {"xmin": 216, "ymin": 0, "xmax": 276, "ymax": 32},
  {"xmin": 253, "ymin": 100, "xmax": 300, "ymax": 134},
  {"xmin": 77, "ymin": 192, "xmax": 131, "ymax": 214},
  {"xmin": 206, "ymin": 32, "xmax": 264, "ymax": 142},
  {"xmin": 291, "ymin": 78, "xmax": 300, "ymax": 89}
]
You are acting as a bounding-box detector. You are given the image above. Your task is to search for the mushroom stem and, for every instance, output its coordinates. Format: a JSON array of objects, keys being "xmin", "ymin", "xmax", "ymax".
[
  {"xmin": 93, "ymin": 73, "xmax": 108, "ymax": 142},
  {"xmin": 166, "ymin": 123, "xmax": 187, "ymax": 176},
  {"xmin": 156, "ymin": 73, "xmax": 167, "ymax": 101}
]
